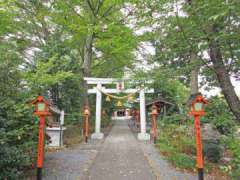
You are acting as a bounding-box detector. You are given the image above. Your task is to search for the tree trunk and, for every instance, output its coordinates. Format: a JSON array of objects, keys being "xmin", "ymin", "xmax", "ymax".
[
  {"xmin": 189, "ymin": 53, "xmax": 199, "ymax": 95},
  {"xmin": 208, "ymin": 30, "xmax": 240, "ymax": 122},
  {"xmin": 186, "ymin": 0, "xmax": 199, "ymax": 106},
  {"xmin": 187, "ymin": 53, "xmax": 200, "ymax": 107},
  {"xmin": 82, "ymin": 34, "xmax": 94, "ymax": 106}
]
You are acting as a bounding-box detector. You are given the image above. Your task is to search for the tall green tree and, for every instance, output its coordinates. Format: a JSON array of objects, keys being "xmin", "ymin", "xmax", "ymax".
[
  {"xmin": 0, "ymin": 1, "xmax": 39, "ymax": 178},
  {"xmin": 14, "ymin": 0, "xmax": 137, "ymax": 113},
  {"xmin": 52, "ymin": 0, "xmax": 138, "ymax": 106},
  {"xmin": 134, "ymin": 0, "xmax": 240, "ymax": 122}
]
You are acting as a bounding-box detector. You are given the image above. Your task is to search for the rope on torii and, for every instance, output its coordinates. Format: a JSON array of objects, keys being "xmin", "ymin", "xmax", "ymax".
[{"xmin": 96, "ymin": 87, "xmax": 142, "ymax": 100}]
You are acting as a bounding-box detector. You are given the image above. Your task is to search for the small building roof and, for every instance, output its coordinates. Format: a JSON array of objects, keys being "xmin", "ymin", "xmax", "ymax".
[
  {"xmin": 49, "ymin": 105, "xmax": 61, "ymax": 114},
  {"xmin": 146, "ymin": 98, "xmax": 175, "ymax": 108}
]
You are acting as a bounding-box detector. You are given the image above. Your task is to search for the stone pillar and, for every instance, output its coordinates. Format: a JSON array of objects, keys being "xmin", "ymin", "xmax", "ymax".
[
  {"xmin": 138, "ymin": 89, "xmax": 150, "ymax": 140},
  {"xmin": 91, "ymin": 83, "xmax": 104, "ymax": 139}
]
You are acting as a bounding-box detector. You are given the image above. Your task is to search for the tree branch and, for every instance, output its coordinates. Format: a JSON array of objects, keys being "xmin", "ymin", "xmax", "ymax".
[{"xmin": 174, "ymin": 1, "xmax": 216, "ymax": 73}]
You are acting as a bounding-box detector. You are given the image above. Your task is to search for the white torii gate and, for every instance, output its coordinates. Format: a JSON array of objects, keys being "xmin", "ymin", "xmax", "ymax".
[{"xmin": 84, "ymin": 77, "xmax": 154, "ymax": 140}]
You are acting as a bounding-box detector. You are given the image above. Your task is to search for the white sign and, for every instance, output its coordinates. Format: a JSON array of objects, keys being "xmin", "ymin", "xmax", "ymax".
[{"xmin": 116, "ymin": 82, "xmax": 124, "ymax": 90}]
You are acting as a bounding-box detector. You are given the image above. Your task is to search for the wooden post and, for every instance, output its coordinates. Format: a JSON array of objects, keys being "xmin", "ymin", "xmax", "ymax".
[
  {"xmin": 37, "ymin": 116, "xmax": 45, "ymax": 180},
  {"xmin": 83, "ymin": 106, "xmax": 90, "ymax": 143},
  {"xmin": 151, "ymin": 104, "xmax": 158, "ymax": 144},
  {"xmin": 194, "ymin": 115, "xmax": 204, "ymax": 180}
]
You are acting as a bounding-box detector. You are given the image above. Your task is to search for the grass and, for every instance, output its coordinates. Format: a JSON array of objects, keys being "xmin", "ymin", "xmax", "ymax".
[
  {"xmin": 156, "ymin": 123, "xmax": 218, "ymax": 174},
  {"xmin": 157, "ymin": 141, "xmax": 195, "ymax": 170},
  {"xmin": 167, "ymin": 152, "xmax": 195, "ymax": 169},
  {"xmin": 156, "ymin": 124, "xmax": 196, "ymax": 170},
  {"xmin": 63, "ymin": 124, "xmax": 83, "ymax": 147}
]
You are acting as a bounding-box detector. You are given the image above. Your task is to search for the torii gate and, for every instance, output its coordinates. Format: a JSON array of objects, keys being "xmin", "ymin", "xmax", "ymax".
[{"xmin": 84, "ymin": 77, "xmax": 154, "ymax": 140}]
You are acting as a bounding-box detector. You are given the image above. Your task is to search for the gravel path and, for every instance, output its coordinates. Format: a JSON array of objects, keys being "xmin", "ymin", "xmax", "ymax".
[
  {"xmin": 43, "ymin": 139, "xmax": 103, "ymax": 180},
  {"xmin": 43, "ymin": 119, "xmax": 214, "ymax": 180},
  {"xmin": 85, "ymin": 120, "xmax": 156, "ymax": 180}
]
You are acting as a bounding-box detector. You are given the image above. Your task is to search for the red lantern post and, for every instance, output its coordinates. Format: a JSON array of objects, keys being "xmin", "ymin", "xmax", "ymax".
[
  {"xmin": 32, "ymin": 95, "xmax": 51, "ymax": 180},
  {"xmin": 189, "ymin": 94, "xmax": 207, "ymax": 180},
  {"xmin": 83, "ymin": 105, "xmax": 90, "ymax": 143},
  {"xmin": 151, "ymin": 104, "xmax": 158, "ymax": 144}
]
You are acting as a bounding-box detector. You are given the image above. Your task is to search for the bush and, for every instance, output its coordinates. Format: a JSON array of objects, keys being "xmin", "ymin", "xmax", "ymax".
[
  {"xmin": 203, "ymin": 140, "xmax": 222, "ymax": 163},
  {"xmin": 0, "ymin": 100, "xmax": 38, "ymax": 179},
  {"xmin": 156, "ymin": 123, "xmax": 196, "ymax": 171},
  {"xmin": 204, "ymin": 96, "xmax": 236, "ymax": 135},
  {"xmin": 221, "ymin": 136, "xmax": 240, "ymax": 179},
  {"xmin": 161, "ymin": 114, "xmax": 189, "ymax": 125}
]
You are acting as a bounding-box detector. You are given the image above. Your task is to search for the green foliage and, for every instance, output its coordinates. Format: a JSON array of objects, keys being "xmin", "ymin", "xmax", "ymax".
[
  {"xmin": 101, "ymin": 116, "xmax": 112, "ymax": 128},
  {"xmin": 25, "ymin": 55, "xmax": 74, "ymax": 92},
  {"xmin": 167, "ymin": 152, "xmax": 196, "ymax": 170},
  {"xmin": 134, "ymin": 0, "xmax": 240, "ymax": 122},
  {"xmin": 0, "ymin": 0, "xmax": 239, "ymax": 179},
  {"xmin": 133, "ymin": 67, "xmax": 189, "ymax": 108},
  {"xmin": 204, "ymin": 96, "xmax": 236, "ymax": 135},
  {"xmin": 203, "ymin": 140, "xmax": 222, "ymax": 163},
  {"xmin": 221, "ymin": 136, "xmax": 240, "ymax": 179},
  {"xmin": 0, "ymin": 97, "xmax": 38, "ymax": 179},
  {"xmin": 157, "ymin": 112, "xmax": 240, "ymax": 179},
  {"xmin": 156, "ymin": 123, "xmax": 196, "ymax": 170},
  {"xmin": 161, "ymin": 114, "xmax": 188, "ymax": 124}
]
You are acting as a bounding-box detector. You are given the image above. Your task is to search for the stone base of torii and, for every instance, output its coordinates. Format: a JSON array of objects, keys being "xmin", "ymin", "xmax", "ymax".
[{"xmin": 84, "ymin": 77, "xmax": 154, "ymax": 140}]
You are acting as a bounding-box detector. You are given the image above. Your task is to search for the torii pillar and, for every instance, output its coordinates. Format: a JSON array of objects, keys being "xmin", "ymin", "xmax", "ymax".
[
  {"xmin": 91, "ymin": 83, "xmax": 104, "ymax": 139},
  {"xmin": 138, "ymin": 89, "xmax": 150, "ymax": 140}
]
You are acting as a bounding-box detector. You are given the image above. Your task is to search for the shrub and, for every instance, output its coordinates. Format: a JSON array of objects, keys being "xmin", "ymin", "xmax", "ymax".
[
  {"xmin": 0, "ymin": 100, "xmax": 38, "ymax": 179},
  {"xmin": 160, "ymin": 114, "xmax": 189, "ymax": 125},
  {"xmin": 221, "ymin": 136, "xmax": 240, "ymax": 179},
  {"xmin": 203, "ymin": 140, "xmax": 222, "ymax": 163},
  {"xmin": 156, "ymin": 123, "xmax": 196, "ymax": 171},
  {"xmin": 204, "ymin": 96, "xmax": 236, "ymax": 135}
]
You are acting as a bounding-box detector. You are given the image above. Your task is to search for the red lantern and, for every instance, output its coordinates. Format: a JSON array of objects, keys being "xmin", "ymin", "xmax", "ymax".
[
  {"xmin": 31, "ymin": 95, "xmax": 51, "ymax": 180},
  {"xmin": 32, "ymin": 95, "xmax": 51, "ymax": 116},
  {"xmin": 83, "ymin": 105, "xmax": 90, "ymax": 116},
  {"xmin": 189, "ymin": 95, "xmax": 207, "ymax": 116},
  {"xmin": 189, "ymin": 94, "xmax": 208, "ymax": 180}
]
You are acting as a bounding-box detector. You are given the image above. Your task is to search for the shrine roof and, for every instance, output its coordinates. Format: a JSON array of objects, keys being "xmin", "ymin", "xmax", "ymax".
[{"xmin": 146, "ymin": 98, "xmax": 175, "ymax": 107}]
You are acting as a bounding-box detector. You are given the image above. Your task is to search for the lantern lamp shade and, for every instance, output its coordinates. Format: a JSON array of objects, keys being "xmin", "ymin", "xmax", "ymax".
[
  {"xmin": 194, "ymin": 102, "xmax": 203, "ymax": 111},
  {"xmin": 152, "ymin": 109, "xmax": 158, "ymax": 114},
  {"xmin": 84, "ymin": 109, "xmax": 89, "ymax": 115},
  {"xmin": 37, "ymin": 102, "xmax": 46, "ymax": 112}
]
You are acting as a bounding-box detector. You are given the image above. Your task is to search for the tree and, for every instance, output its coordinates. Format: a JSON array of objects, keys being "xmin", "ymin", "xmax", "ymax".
[
  {"xmin": 51, "ymin": 0, "xmax": 138, "ymax": 107},
  {"xmin": 0, "ymin": 1, "xmax": 38, "ymax": 178},
  {"xmin": 134, "ymin": 0, "xmax": 240, "ymax": 122}
]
